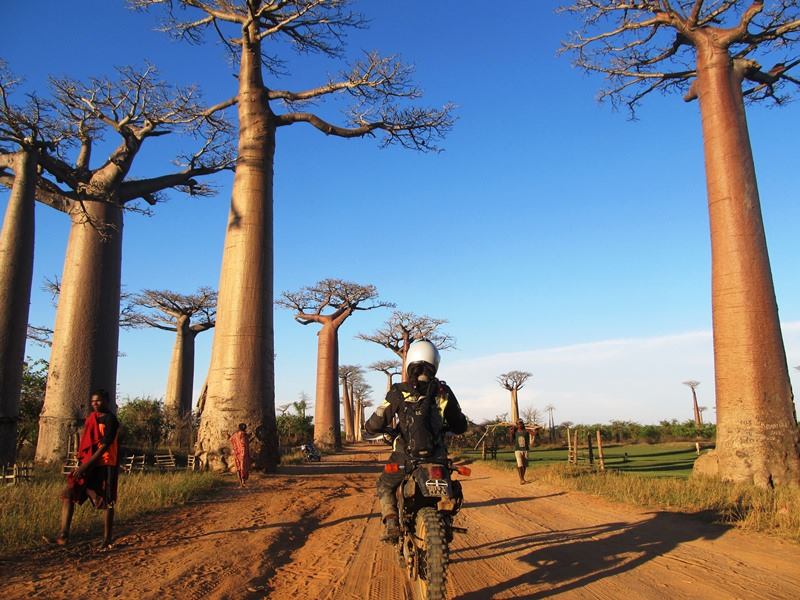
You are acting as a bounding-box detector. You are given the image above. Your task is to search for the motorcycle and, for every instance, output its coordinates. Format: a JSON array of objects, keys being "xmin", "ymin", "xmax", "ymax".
[
  {"xmin": 384, "ymin": 455, "xmax": 471, "ymax": 600},
  {"xmin": 299, "ymin": 442, "xmax": 321, "ymax": 462}
]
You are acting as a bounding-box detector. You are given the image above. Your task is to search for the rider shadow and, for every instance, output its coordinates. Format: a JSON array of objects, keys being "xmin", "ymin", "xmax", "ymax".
[{"xmin": 456, "ymin": 511, "xmax": 729, "ymax": 599}]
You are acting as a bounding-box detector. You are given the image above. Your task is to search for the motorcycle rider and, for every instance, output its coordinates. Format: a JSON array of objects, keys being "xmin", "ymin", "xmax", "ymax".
[{"xmin": 365, "ymin": 340, "xmax": 468, "ymax": 543}]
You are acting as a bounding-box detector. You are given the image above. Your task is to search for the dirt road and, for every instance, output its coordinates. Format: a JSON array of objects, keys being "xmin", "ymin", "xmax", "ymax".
[{"xmin": 3, "ymin": 445, "xmax": 799, "ymax": 599}]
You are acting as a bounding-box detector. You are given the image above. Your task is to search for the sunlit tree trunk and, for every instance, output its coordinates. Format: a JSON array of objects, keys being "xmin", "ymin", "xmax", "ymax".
[
  {"xmin": 341, "ymin": 375, "xmax": 354, "ymax": 443},
  {"xmin": 165, "ymin": 316, "xmax": 195, "ymax": 449},
  {"xmin": 510, "ymin": 388, "xmax": 519, "ymax": 424},
  {"xmin": 36, "ymin": 200, "xmax": 122, "ymax": 463},
  {"xmin": 692, "ymin": 42, "xmax": 800, "ymax": 486},
  {"xmin": 313, "ymin": 323, "xmax": 341, "ymax": 449},
  {"xmin": 197, "ymin": 32, "xmax": 279, "ymax": 471},
  {"xmin": 0, "ymin": 151, "xmax": 36, "ymax": 464}
]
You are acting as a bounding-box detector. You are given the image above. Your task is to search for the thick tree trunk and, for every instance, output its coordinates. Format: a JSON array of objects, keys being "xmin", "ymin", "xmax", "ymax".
[
  {"xmin": 692, "ymin": 45, "xmax": 800, "ymax": 486},
  {"xmin": 35, "ymin": 200, "xmax": 123, "ymax": 463},
  {"xmin": 385, "ymin": 373, "xmax": 393, "ymax": 392},
  {"xmin": 313, "ymin": 323, "xmax": 341, "ymax": 449},
  {"xmin": 197, "ymin": 35, "xmax": 279, "ymax": 472},
  {"xmin": 510, "ymin": 388, "xmax": 519, "ymax": 424},
  {"xmin": 354, "ymin": 398, "xmax": 363, "ymax": 442},
  {"xmin": 341, "ymin": 377, "xmax": 354, "ymax": 443},
  {"xmin": 0, "ymin": 151, "xmax": 37, "ymax": 464},
  {"xmin": 165, "ymin": 317, "xmax": 195, "ymax": 450}
]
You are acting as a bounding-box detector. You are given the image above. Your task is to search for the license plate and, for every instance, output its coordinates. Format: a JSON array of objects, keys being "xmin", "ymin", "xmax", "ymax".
[{"xmin": 425, "ymin": 479, "xmax": 449, "ymax": 496}]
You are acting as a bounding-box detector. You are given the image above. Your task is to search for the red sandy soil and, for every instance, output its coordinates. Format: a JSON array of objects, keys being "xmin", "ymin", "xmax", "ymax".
[{"xmin": 2, "ymin": 445, "xmax": 799, "ymax": 599}]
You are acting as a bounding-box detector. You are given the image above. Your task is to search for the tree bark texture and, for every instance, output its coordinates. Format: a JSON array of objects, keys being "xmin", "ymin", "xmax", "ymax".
[
  {"xmin": 341, "ymin": 377, "xmax": 354, "ymax": 443},
  {"xmin": 0, "ymin": 151, "xmax": 37, "ymax": 464},
  {"xmin": 35, "ymin": 200, "xmax": 123, "ymax": 463},
  {"xmin": 510, "ymin": 388, "xmax": 519, "ymax": 424},
  {"xmin": 691, "ymin": 42, "xmax": 800, "ymax": 486},
  {"xmin": 313, "ymin": 323, "xmax": 341, "ymax": 449},
  {"xmin": 197, "ymin": 35, "xmax": 279, "ymax": 471},
  {"xmin": 165, "ymin": 316, "xmax": 195, "ymax": 450}
]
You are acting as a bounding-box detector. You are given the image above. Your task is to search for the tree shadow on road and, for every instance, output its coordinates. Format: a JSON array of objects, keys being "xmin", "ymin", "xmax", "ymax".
[{"xmin": 455, "ymin": 511, "xmax": 729, "ymax": 599}]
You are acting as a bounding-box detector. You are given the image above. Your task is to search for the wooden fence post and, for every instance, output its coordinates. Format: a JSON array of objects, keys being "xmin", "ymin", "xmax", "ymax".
[
  {"xmin": 587, "ymin": 432, "xmax": 594, "ymax": 465},
  {"xmin": 596, "ymin": 430, "xmax": 605, "ymax": 471}
]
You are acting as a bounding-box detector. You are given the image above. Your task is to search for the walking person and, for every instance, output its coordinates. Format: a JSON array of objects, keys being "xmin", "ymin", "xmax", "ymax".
[
  {"xmin": 511, "ymin": 419, "xmax": 531, "ymax": 485},
  {"xmin": 228, "ymin": 423, "xmax": 252, "ymax": 487},
  {"xmin": 55, "ymin": 389, "xmax": 120, "ymax": 550}
]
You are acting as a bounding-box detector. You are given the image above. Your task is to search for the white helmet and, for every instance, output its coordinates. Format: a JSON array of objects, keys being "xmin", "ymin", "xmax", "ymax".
[{"xmin": 405, "ymin": 340, "xmax": 441, "ymax": 377}]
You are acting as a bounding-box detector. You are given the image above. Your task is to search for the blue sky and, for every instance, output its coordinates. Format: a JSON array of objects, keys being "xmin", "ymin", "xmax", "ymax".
[{"xmin": 2, "ymin": 1, "xmax": 798, "ymax": 424}]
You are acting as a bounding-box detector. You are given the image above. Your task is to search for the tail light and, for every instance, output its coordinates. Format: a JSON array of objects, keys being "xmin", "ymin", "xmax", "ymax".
[
  {"xmin": 428, "ymin": 466, "xmax": 444, "ymax": 479},
  {"xmin": 384, "ymin": 463, "xmax": 399, "ymax": 474},
  {"xmin": 455, "ymin": 466, "xmax": 471, "ymax": 476}
]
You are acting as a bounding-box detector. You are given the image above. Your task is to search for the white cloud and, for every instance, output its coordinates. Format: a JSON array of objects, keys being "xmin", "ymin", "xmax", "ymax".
[{"xmin": 442, "ymin": 322, "xmax": 800, "ymax": 425}]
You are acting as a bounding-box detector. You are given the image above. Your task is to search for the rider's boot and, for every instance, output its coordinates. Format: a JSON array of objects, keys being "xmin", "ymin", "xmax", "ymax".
[{"xmin": 380, "ymin": 514, "xmax": 400, "ymax": 543}]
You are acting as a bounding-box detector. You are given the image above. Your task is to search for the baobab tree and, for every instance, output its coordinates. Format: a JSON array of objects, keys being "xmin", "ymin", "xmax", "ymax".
[
  {"xmin": 128, "ymin": 287, "xmax": 216, "ymax": 449},
  {"xmin": 338, "ymin": 364, "xmax": 363, "ymax": 443},
  {"xmin": 277, "ymin": 279, "xmax": 392, "ymax": 448},
  {"xmin": 0, "ymin": 64, "xmax": 60, "ymax": 464},
  {"xmin": 369, "ymin": 359, "xmax": 402, "ymax": 392},
  {"xmin": 132, "ymin": 0, "xmax": 453, "ymax": 470},
  {"xmin": 11, "ymin": 66, "xmax": 234, "ymax": 464},
  {"xmin": 544, "ymin": 404, "xmax": 556, "ymax": 443},
  {"xmin": 352, "ymin": 378, "xmax": 372, "ymax": 442},
  {"xmin": 561, "ymin": 1, "xmax": 800, "ymax": 486},
  {"xmin": 497, "ymin": 371, "xmax": 532, "ymax": 424},
  {"xmin": 683, "ymin": 380, "xmax": 703, "ymax": 428},
  {"xmin": 358, "ymin": 311, "xmax": 455, "ymax": 381}
]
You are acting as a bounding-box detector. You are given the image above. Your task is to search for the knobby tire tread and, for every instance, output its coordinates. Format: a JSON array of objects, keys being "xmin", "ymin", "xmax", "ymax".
[{"xmin": 416, "ymin": 506, "xmax": 447, "ymax": 600}]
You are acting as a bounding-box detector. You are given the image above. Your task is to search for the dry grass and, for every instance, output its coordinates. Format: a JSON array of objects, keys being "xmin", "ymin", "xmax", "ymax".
[
  {"xmin": 0, "ymin": 468, "xmax": 223, "ymax": 556},
  {"xmin": 528, "ymin": 463, "xmax": 800, "ymax": 541}
]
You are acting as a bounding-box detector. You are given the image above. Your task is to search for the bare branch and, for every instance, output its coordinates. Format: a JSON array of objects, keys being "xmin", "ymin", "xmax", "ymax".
[
  {"xmin": 277, "ymin": 278, "xmax": 393, "ymax": 327},
  {"xmin": 558, "ymin": 0, "xmax": 800, "ymax": 113},
  {"xmin": 126, "ymin": 287, "xmax": 217, "ymax": 333}
]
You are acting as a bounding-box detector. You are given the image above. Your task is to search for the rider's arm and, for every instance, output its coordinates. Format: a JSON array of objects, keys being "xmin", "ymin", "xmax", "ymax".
[
  {"xmin": 365, "ymin": 386, "xmax": 400, "ymax": 434},
  {"xmin": 442, "ymin": 386, "xmax": 468, "ymax": 435}
]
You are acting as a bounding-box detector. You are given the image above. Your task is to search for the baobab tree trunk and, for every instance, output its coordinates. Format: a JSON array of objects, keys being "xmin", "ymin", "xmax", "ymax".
[
  {"xmin": 36, "ymin": 200, "xmax": 123, "ymax": 463},
  {"xmin": 313, "ymin": 323, "xmax": 341, "ymax": 449},
  {"xmin": 691, "ymin": 387, "xmax": 703, "ymax": 428},
  {"xmin": 510, "ymin": 388, "xmax": 520, "ymax": 424},
  {"xmin": 692, "ymin": 44, "xmax": 800, "ymax": 486},
  {"xmin": 341, "ymin": 377, "xmax": 354, "ymax": 443},
  {"xmin": 0, "ymin": 151, "xmax": 37, "ymax": 464},
  {"xmin": 164, "ymin": 316, "xmax": 195, "ymax": 450},
  {"xmin": 353, "ymin": 398, "xmax": 363, "ymax": 442},
  {"xmin": 197, "ymin": 32, "xmax": 279, "ymax": 472},
  {"xmin": 384, "ymin": 372, "xmax": 393, "ymax": 392}
]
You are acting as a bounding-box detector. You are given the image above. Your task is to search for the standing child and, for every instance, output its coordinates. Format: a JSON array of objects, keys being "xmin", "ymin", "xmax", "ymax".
[{"xmin": 56, "ymin": 389, "xmax": 120, "ymax": 550}]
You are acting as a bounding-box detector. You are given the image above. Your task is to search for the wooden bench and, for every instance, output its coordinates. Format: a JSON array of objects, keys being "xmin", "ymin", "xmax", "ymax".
[
  {"xmin": 154, "ymin": 450, "xmax": 177, "ymax": 472},
  {"xmin": 1, "ymin": 463, "xmax": 33, "ymax": 484},
  {"xmin": 122, "ymin": 454, "xmax": 146, "ymax": 474}
]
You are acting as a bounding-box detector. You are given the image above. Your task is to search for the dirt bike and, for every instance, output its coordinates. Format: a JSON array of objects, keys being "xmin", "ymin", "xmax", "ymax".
[
  {"xmin": 384, "ymin": 455, "xmax": 471, "ymax": 600},
  {"xmin": 300, "ymin": 442, "xmax": 321, "ymax": 462}
]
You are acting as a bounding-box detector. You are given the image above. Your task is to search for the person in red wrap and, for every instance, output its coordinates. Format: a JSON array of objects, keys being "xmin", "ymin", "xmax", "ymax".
[
  {"xmin": 228, "ymin": 423, "xmax": 252, "ymax": 487},
  {"xmin": 56, "ymin": 389, "xmax": 119, "ymax": 549}
]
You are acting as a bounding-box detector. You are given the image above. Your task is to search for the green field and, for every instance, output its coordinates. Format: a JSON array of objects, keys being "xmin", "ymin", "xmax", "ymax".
[{"xmin": 461, "ymin": 442, "xmax": 707, "ymax": 478}]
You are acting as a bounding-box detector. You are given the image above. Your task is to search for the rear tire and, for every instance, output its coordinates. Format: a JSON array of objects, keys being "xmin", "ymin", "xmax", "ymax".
[{"xmin": 414, "ymin": 507, "xmax": 447, "ymax": 600}]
